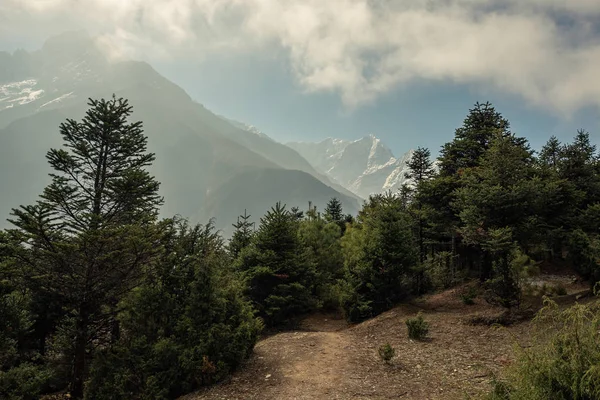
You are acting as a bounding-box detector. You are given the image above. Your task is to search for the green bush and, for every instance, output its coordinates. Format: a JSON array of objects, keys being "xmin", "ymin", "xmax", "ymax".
[
  {"xmin": 424, "ymin": 251, "xmax": 463, "ymax": 290},
  {"xmin": 488, "ymin": 298, "xmax": 600, "ymax": 400},
  {"xmin": 406, "ymin": 312, "xmax": 429, "ymax": 340},
  {"xmin": 378, "ymin": 343, "xmax": 395, "ymax": 363},
  {"xmin": 85, "ymin": 220, "xmax": 262, "ymax": 400},
  {"xmin": 0, "ymin": 363, "xmax": 54, "ymax": 400},
  {"xmin": 459, "ymin": 285, "xmax": 478, "ymax": 305}
]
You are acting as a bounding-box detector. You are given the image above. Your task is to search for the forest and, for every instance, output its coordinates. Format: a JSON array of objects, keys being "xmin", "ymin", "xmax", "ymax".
[{"xmin": 0, "ymin": 97, "xmax": 599, "ymax": 399}]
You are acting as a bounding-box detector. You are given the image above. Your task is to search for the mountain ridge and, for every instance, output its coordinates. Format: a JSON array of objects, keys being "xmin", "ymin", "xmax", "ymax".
[
  {"xmin": 0, "ymin": 31, "xmax": 361, "ymax": 235},
  {"xmin": 287, "ymin": 136, "xmax": 414, "ymax": 199}
]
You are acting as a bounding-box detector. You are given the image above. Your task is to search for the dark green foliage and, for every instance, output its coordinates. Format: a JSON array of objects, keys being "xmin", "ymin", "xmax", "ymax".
[
  {"xmin": 405, "ymin": 147, "xmax": 435, "ymax": 184},
  {"xmin": 378, "ymin": 343, "xmax": 395, "ymax": 363},
  {"xmin": 538, "ymin": 136, "xmax": 562, "ymax": 172},
  {"xmin": 236, "ymin": 202, "xmax": 316, "ymax": 326},
  {"xmin": 85, "ymin": 219, "xmax": 261, "ymax": 400},
  {"xmin": 339, "ymin": 193, "xmax": 417, "ymax": 322},
  {"xmin": 298, "ymin": 211, "xmax": 344, "ymax": 310},
  {"xmin": 404, "ymin": 147, "xmax": 435, "ymax": 271},
  {"xmin": 0, "ymin": 363, "xmax": 54, "ymax": 400},
  {"xmin": 406, "ymin": 312, "xmax": 429, "ymax": 340},
  {"xmin": 229, "ymin": 209, "xmax": 254, "ymax": 258},
  {"xmin": 5, "ymin": 96, "xmax": 164, "ymax": 398},
  {"xmin": 324, "ymin": 197, "xmax": 347, "ymax": 233},
  {"xmin": 439, "ymin": 101, "xmax": 513, "ymax": 176},
  {"xmin": 567, "ymin": 229, "xmax": 600, "ymax": 284}
]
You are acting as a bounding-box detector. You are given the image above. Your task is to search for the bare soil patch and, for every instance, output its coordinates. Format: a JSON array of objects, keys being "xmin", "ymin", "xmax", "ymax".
[{"xmin": 183, "ymin": 282, "xmax": 595, "ymax": 400}]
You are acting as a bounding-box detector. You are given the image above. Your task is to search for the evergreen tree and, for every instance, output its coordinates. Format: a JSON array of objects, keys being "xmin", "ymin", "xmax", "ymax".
[
  {"xmin": 85, "ymin": 218, "xmax": 261, "ymax": 399},
  {"xmin": 7, "ymin": 96, "xmax": 163, "ymax": 398},
  {"xmin": 405, "ymin": 147, "xmax": 435, "ymax": 184},
  {"xmin": 405, "ymin": 147, "xmax": 435, "ymax": 267},
  {"xmin": 324, "ymin": 197, "xmax": 346, "ymax": 233},
  {"xmin": 298, "ymin": 213, "xmax": 343, "ymax": 309},
  {"xmin": 560, "ymin": 130, "xmax": 600, "ymax": 210},
  {"xmin": 439, "ymin": 101, "xmax": 513, "ymax": 176},
  {"xmin": 538, "ymin": 135, "xmax": 562, "ymax": 172},
  {"xmin": 229, "ymin": 210, "xmax": 254, "ymax": 258},
  {"xmin": 454, "ymin": 132, "xmax": 537, "ymax": 302},
  {"xmin": 236, "ymin": 202, "xmax": 316, "ymax": 326},
  {"xmin": 339, "ymin": 193, "xmax": 417, "ymax": 322}
]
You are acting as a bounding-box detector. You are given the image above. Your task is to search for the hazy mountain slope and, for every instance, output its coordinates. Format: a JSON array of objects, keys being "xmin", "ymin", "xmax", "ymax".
[
  {"xmin": 217, "ymin": 119, "xmax": 363, "ymax": 201},
  {"xmin": 201, "ymin": 168, "xmax": 360, "ymax": 235},
  {"xmin": 0, "ymin": 32, "xmax": 360, "ymax": 231},
  {"xmin": 287, "ymin": 136, "xmax": 414, "ymax": 198}
]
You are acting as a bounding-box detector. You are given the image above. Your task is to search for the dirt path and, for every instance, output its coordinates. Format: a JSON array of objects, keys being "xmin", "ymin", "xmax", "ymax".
[
  {"xmin": 184, "ymin": 284, "xmax": 592, "ymax": 400},
  {"xmin": 185, "ymin": 315, "xmax": 360, "ymax": 400}
]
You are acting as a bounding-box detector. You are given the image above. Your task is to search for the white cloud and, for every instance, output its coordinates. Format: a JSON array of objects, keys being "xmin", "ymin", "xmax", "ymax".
[{"xmin": 2, "ymin": 0, "xmax": 600, "ymax": 113}]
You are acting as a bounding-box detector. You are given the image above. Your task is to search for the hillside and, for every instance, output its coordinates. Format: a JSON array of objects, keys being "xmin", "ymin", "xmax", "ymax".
[
  {"xmin": 184, "ymin": 278, "xmax": 593, "ymax": 400},
  {"xmin": 0, "ymin": 32, "xmax": 361, "ymax": 233}
]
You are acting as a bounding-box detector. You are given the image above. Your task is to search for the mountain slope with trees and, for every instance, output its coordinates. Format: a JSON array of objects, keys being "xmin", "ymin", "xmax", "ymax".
[
  {"xmin": 0, "ymin": 56, "xmax": 598, "ymax": 399},
  {"xmin": 0, "ymin": 32, "xmax": 361, "ymax": 234}
]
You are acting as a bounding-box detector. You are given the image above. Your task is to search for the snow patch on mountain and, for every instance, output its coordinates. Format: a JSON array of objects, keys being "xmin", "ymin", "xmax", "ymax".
[
  {"xmin": 287, "ymin": 136, "xmax": 414, "ymax": 199},
  {"xmin": 38, "ymin": 92, "xmax": 75, "ymax": 110},
  {"xmin": 0, "ymin": 79, "xmax": 45, "ymax": 111}
]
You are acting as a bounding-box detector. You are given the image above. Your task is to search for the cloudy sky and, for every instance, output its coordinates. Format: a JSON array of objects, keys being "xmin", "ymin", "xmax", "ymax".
[{"xmin": 1, "ymin": 0, "xmax": 599, "ymax": 155}]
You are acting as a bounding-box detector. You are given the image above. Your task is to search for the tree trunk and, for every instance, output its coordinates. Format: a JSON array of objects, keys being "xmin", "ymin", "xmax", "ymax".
[{"xmin": 71, "ymin": 311, "xmax": 88, "ymax": 399}]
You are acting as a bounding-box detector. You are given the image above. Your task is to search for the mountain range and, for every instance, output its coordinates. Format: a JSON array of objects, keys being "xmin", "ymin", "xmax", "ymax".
[
  {"xmin": 0, "ymin": 31, "xmax": 412, "ymax": 234},
  {"xmin": 287, "ymin": 137, "xmax": 414, "ymax": 199}
]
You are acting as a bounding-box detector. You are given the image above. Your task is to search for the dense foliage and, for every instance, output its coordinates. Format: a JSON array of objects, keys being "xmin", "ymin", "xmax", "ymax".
[
  {"xmin": 488, "ymin": 297, "xmax": 600, "ymax": 400},
  {"xmin": 0, "ymin": 97, "xmax": 260, "ymax": 399},
  {"xmin": 85, "ymin": 219, "xmax": 261, "ymax": 400},
  {"xmin": 0, "ymin": 98, "xmax": 598, "ymax": 398}
]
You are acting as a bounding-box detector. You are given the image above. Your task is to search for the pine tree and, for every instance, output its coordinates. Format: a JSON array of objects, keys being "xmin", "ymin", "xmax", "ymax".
[
  {"xmin": 85, "ymin": 218, "xmax": 261, "ymax": 399},
  {"xmin": 405, "ymin": 147, "xmax": 435, "ymax": 184},
  {"xmin": 538, "ymin": 135, "xmax": 562, "ymax": 172},
  {"xmin": 439, "ymin": 102, "xmax": 514, "ymax": 175},
  {"xmin": 236, "ymin": 202, "xmax": 316, "ymax": 326},
  {"xmin": 229, "ymin": 210, "xmax": 254, "ymax": 258},
  {"xmin": 7, "ymin": 96, "xmax": 163, "ymax": 398},
  {"xmin": 454, "ymin": 132, "xmax": 535, "ymax": 285},
  {"xmin": 324, "ymin": 197, "xmax": 346, "ymax": 233},
  {"xmin": 340, "ymin": 193, "xmax": 417, "ymax": 321},
  {"xmin": 405, "ymin": 147, "xmax": 434, "ymax": 267}
]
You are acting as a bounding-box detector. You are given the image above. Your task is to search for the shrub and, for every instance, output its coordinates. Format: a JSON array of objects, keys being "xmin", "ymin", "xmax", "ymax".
[
  {"xmin": 488, "ymin": 297, "xmax": 600, "ymax": 399},
  {"xmin": 552, "ymin": 284, "xmax": 568, "ymax": 296},
  {"xmin": 0, "ymin": 363, "xmax": 54, "ymax": 400},
  {"xmin": 424, "ymin": 251, "xmax": 463, "ymax": 290},
  {"xmin": 459, "ymin": 285, "xmax": 478, "ymax": 305},
  {"xmin": 378, "ymin": 343, "xmax": 395, "ymax": 363},
  {"xmin": 84, "ymin": 220, "xmax": 262, "ymax": 400},
  {"xmin": 406, "ymin": 312, "xmax": 429, "ymax": 340}
]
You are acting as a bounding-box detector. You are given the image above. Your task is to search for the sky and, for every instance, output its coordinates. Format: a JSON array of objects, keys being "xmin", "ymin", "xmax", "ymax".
[{"xmin": 1, "ymin": 0, "xmax": 600, "ymax": 156}]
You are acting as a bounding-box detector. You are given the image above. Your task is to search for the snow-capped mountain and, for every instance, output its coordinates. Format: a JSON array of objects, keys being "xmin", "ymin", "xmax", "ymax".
[
  {"xmin": 0, "ymin": 31, "xmax": 362, "ymax": 235},
  {"xmin": 287, "ymin": 136, "xmax": 414, "ymax": 199},
  {"xmin": 0, "ymin": 32, "xmax": 107, "ymax": 116}
]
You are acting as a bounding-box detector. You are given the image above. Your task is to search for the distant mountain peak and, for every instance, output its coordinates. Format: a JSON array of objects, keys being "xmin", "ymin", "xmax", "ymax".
[{"xmin": 287, "ymin": 136, "xmax": 414, "ymax": 199}]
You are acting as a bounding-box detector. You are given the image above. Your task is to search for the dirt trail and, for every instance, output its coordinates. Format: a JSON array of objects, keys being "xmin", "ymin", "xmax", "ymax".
[
  {"xmin": 184, "ymin": 283, "xmax": 593, "ymax": 400},
  {"xmin": 185, "ymin": 315, "xmax": 363, "ymax": 400}
]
